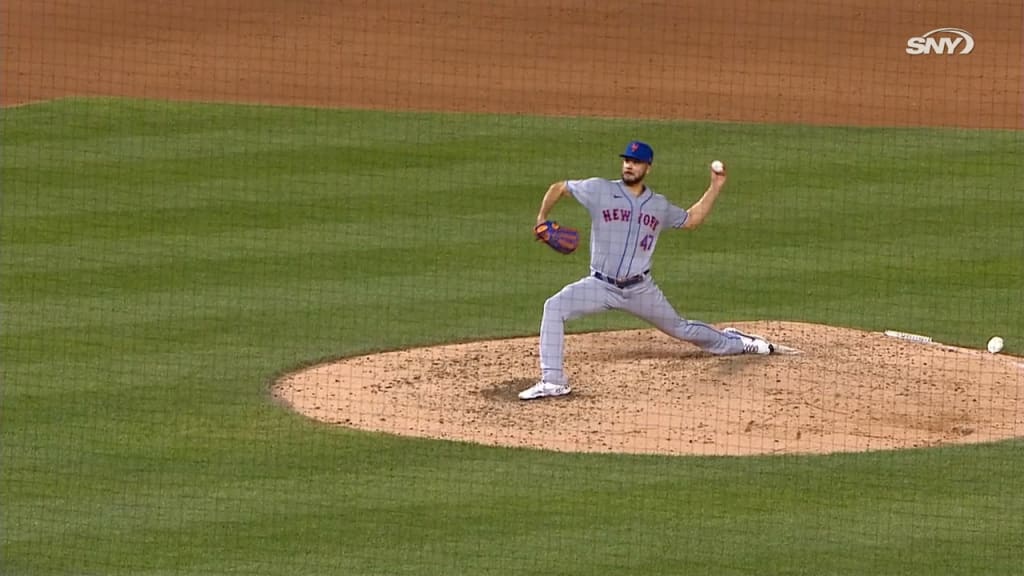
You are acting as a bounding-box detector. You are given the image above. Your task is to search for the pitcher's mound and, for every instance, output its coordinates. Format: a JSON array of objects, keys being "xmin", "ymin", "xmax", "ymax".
[{"xmin": 272, "ymin": 322, "xmax": 1024, "ymax": 456}]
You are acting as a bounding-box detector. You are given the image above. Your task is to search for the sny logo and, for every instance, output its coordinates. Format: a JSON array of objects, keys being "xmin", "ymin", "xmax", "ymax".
[{"xmin": 906, "ymin": 28, "xmax": 974, "ymax": 55}]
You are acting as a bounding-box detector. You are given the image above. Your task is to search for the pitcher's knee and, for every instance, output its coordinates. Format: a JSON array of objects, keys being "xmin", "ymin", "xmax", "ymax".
[{"xmin": 543, "ymin": 296, "xmax": 567, "ymax": 320}]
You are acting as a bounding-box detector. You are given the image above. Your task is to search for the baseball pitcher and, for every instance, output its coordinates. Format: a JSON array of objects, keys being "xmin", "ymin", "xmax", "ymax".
[{"xmin": 522, "ymin": 140, "xmax": 774, "ymax": 400}]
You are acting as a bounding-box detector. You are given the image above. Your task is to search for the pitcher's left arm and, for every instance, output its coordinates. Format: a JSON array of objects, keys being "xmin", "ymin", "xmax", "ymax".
[{"xmin": 681, "ymin": 166, "xmax": 727, "ymax": 230}]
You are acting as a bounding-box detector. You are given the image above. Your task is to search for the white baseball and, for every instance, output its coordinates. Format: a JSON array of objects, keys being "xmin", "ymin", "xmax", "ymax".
[
  {"xmin": 710, "ymin": 160, "xmax": 724, "ymax": 174},
  {"xmin": 987, "ymin": 336, "xmax": 1004, "ymax": 354}
]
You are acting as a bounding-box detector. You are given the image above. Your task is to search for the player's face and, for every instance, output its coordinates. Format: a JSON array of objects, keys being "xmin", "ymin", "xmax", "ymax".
[{"xmin": 621, "ymin": 158, "xmax": 650, "ymax": 185}]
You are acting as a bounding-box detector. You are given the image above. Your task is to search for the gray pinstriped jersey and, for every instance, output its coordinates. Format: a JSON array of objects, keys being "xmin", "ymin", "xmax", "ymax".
[{"xmin": 566, "ymin": 177, "xmax": 689, "ymax": 280}]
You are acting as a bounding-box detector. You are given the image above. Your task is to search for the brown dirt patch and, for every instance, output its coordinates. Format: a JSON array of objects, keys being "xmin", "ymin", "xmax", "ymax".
[
  {"xmin": 273, "ymin": 322, "xmax": 1024, "ymax": 456},
  {"xmin": 4, "ymin": 0, "xmax": 1022, "ymax": 128}
]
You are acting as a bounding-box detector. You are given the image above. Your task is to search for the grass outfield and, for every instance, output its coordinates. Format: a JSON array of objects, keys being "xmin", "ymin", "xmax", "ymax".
[{"xmin": 2, "ymin": 98, "xmax": 1023, "ymax": 575}]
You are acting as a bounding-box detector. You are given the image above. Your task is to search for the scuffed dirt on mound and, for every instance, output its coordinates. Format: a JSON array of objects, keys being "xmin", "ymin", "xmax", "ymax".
[{"xmin": 273, "ymin": 321, "xmax": 1024, "ymax": 456}]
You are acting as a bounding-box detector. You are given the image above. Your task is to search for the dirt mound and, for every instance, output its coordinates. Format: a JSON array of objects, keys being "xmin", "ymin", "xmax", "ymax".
[{"xmin": 273, "ymin": 321, "xmax": 1024, "ymax": 456}]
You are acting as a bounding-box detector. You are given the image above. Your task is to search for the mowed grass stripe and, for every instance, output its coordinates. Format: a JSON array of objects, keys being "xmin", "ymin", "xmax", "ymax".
[{"xmin": 2, "ymin": 98, "xmax": 1022, "ymax": 575}]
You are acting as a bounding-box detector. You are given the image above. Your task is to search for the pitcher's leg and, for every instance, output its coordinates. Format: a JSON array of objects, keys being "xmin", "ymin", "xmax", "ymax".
[
  {"xmin": 540, "ymin": 277, "xmax": 613, "ymax": 384},
  {"xmin": 619, "ymin": 281, "xmax": 744, "ymax": 355}
]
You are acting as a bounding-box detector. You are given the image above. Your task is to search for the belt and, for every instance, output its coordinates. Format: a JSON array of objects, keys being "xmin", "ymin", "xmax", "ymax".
[{"xmin": 593, "ymin": 269, "xmax": 650, "ymax": 289}]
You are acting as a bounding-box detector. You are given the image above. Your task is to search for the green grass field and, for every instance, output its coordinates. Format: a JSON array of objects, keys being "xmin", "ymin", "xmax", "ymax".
[{"xmin": 2, "ymin": 98, "xmax": 1023, "ymax": 575}]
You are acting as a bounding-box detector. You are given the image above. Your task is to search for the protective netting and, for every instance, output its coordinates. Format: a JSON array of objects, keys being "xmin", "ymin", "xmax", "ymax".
[{"xmin": 3, "ymin": 1, "xmax": 1022, "ymax": 574}]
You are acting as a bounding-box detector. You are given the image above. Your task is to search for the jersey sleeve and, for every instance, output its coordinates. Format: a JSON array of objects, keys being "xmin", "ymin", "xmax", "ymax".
[
  {"xmin": 667, "ymin": 202, "xmax": 689, "ymax": 228},
  {"xmin": 565, "ymin": 178, "xmax": 606, "ymax": 212}
]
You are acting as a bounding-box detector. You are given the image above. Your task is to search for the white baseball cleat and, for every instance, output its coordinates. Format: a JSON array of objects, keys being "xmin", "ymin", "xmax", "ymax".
[
  {"xmin": 723, "ymin": 327, "xmax": 775, "ymax": 355},
  {"xmin": 518, "ymin": 381, "xmax": 572, "ymax": 400}
]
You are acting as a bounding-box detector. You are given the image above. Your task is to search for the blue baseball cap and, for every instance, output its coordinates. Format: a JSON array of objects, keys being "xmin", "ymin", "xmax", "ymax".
[{"xmin": 620, "ymin": 140, "xmax": 654, "ymax": 163}]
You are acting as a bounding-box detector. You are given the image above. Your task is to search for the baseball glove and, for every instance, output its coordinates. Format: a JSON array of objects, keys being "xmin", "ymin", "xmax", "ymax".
[{"xmin": 534, "ymin": 220, "xmax": 579, "ymax": 254}]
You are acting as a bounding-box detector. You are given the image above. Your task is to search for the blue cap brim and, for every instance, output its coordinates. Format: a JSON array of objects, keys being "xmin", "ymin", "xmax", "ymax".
[{"xmin": 620, "ymin": 154, "xmax": 652, "ymax": 163}]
